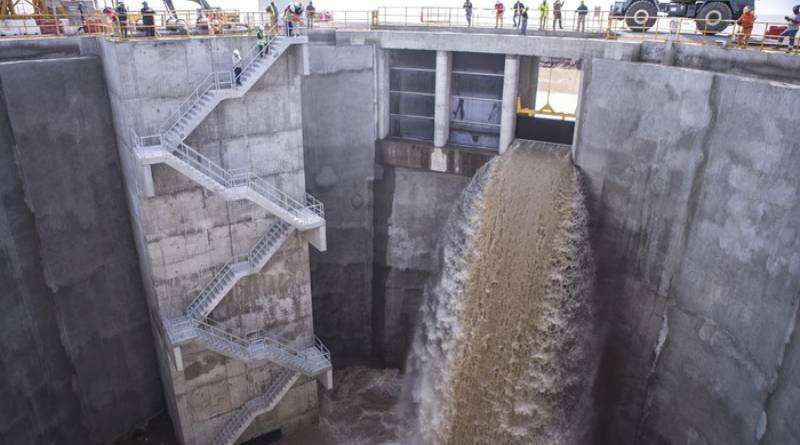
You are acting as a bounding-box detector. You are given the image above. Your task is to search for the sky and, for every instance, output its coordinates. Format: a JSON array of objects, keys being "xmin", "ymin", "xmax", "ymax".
[{"xmin": 160, "ymin": 0, "xmax": 795, "ymax": 15}]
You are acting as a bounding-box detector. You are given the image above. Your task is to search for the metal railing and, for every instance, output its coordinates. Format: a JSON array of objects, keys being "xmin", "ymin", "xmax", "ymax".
[
  {"xmin": 377, "ymin": 6, "xmax": 610, "ymax": 33},
  {"xmin": 132, "ymin": 132, "xmax": 324, "ymax": 223},
  {"xmin": 184, "ymin": 221, "xmax": 290, "ymax": 317},
  {"xmin": 607, "ymin": 15, "xmax": 800, "ymax": 53},
  {"xmin": 0, "ymin": 9, "xmax": 369, "ymax": 39},
  {"xmin": 171, "ymin": 316, "xmax": 331, "ymax": 368},
  {"xmin": 159, "ymin": 71, "xmax": 233, "ymax": 137}
]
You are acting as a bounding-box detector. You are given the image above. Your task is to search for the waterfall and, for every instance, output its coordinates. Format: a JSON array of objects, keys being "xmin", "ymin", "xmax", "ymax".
[{"xmin": 403, "ymin": 141, "xmax": 598, "ymax": 445}]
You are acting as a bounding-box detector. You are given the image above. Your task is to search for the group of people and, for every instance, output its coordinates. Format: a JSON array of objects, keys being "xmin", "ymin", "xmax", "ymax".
[
  {"xmin": 462, "ymin": 0, "xmax": 589, "ymax": 34},
  {"xmin": 265, "ymin": 0, "xmax": 316, "ymax": 37}
]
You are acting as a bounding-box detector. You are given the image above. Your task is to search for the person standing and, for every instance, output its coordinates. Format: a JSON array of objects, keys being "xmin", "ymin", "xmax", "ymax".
[
  {"xmin": 283, "ymin": 5, "xmax": 294, "ymax": 36},
  {"xmin": 463, "ymin": 0, "xmax": 473, "ymax": 26},
  {"xmin": 520, "ymin": 6, "xmax": 529, "ymax": 35},
  {"xmin": 256, "ymin": 25, "xmax": 268, "ymax": 57},
  {"xmin": 538, "ymin": 0, "xmax": 549, "ymax": 30},
  {"xmin": 232, "ymin": 49, "xmax": 242, "ymax": 86},
  {"xmin": 306, "ymin": 1, "xmax": 316, "ymax": 29},
  {"xmin": 735, "ymin": 6, "xmax": 755, "ymax": 48},
  {"xmin": 495, "ymin": 0, "xmax": 505, "ymax": 28},
  {"xmin": 552, "ymin": 0, "xmax": 563, "ymax": 30},
  {"xmin": 778, "ymin": 5, "xmax": 800, "ymax": 53},
  {"xmin": 267, "ymin": 0, "xmax": 278, "ymax": 29},
  {"xmin": 513, "ymin": 0, "xmax": 524, "ymax": 28},
  {"xmin": 576, "ymin": 0, "xmax": 588, "ymax": 32},
  {"xmin": 116, "ymin": 1, "xmax": 128, "ymax": 37},
  {"xmin": 76, "ymin": 2, "xmax": 86, "ymax": 32},
  {"xmin": 141, "ymin": 1, "xmax": 155, "ymax": 37}
]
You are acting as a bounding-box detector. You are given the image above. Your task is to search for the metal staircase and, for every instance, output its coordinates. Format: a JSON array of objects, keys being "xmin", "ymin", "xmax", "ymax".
[
  {"xmin": 186, "ymin": 220, "xmax": 292, "ymax": 319},
  {"xmin": 132, "ymin": 136, "xmax": 326, "ymax": 236},
  {"xmin": 158, "ymin": 34, "xmax": 300, "ymax": 146},
  {"xmin": 211, "ymin": 369, "xmax": 299, "ymax": 445},
  {"xmin": 131, "ymin": 30, "xmax": 331, "ymax": 445},
  {"xmin": 166, "ymin": 317, "xmax": 332, "ymax": 376}
]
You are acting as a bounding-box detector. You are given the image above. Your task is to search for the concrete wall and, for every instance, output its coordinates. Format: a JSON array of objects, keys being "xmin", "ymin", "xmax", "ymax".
[
  {"xmin": 575, "ymin": 58, "xmax": 800, "ymax": 445},
  {"xmin": 372, "ymin": 166, "xmax": 471, "ymax": 367},
  {"xmin": 0, "ymin": 56, "xmax": 162, "ymax": 444},
  {"xmin": 301, "ymin": 43, "xmax": 377, "ymax": 365},
  {"xmin": 91, "ymin": 37, "xmax": 319, "ymax": 444}
]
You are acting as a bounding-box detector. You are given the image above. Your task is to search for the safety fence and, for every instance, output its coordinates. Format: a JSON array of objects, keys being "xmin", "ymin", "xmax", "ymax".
[
  {"xmin": 0, "ymin": 7, "xmax": 797, "ymax": 55},
  {"xmin": 0, "ymin": 9, "xmax": 373, "ymax": 39},
  {"xmin": 378, "ymin": 6, "xmax": 610, "ymax": 33}
]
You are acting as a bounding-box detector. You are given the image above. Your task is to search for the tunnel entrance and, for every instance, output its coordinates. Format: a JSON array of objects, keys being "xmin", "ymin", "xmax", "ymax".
[{"xmin": 515, "ymin": 57, "xmax": 580, "ymax": 146}]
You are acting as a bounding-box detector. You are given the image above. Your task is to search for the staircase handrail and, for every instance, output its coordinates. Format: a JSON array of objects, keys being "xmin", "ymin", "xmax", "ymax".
[
  {"xmin": 158, "ymin": 71, "xmax": 233, "ymax": 137},
  {"xmin": 189, "ymin": 317, "xmax": 331, "ymax": 366},
  {"xmin": 185, "ymin": 222, "xmax": 289, "ymax": 316},
  {"xmin": 234, "ymin": 26, "xmax": 281, "ymax": 85},
  {"xmin": 132, "ymin": 135, "xmax": 324, "ymax": 222}
]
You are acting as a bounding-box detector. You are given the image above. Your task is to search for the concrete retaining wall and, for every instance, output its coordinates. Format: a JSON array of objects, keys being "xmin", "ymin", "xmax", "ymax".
[
  {"xmin": 92, "ymin": 37, "xmax": 318, "ymax": 445},
  {"xmin": 301, "ymin": 43, "xmax": 377, "ymax": 365},
  {"xmin": 0, "ymin": 56, "xmax": 162, "ymax": 445},
  {"xmin": 575, "ymin": 58, "xmax": 800, "ymax": 445}
]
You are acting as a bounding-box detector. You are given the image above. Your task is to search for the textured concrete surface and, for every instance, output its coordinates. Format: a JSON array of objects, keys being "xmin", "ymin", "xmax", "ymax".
[
  {"xmin": 0, "ymin": 56, "xmax": 162, "ymax": 444},
  {"xmin": 92, "ymin": 37, "xmax": 319, "ymax": 445},
  {"xmin": 372, "ymin": 166, "xmax": 471, "ymax": 367},
  {"xmin": 575, "ymin": 58, "xmax": 800, "ymax": 445},
  {"xmin": 640, "ymin": 40, "xmax": 800, "ymax": 84},
  {"xmin": 337, "ymin": 29, "xmax": 641, "ymax": 61},
  {"xmin": 302, "ymin": 43, "xmax": 377, "ymax": 365}
]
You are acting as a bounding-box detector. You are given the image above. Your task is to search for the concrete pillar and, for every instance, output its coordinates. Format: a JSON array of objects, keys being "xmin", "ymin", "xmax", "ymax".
[
  {"xmin": 499, "ymin": 55, "xmax": 520, "ymax": 154},
  {"xmin": 518, "ymin": 56, "xmax": 540, "ymax": 110},
  {"xmin": 433, "ymin": 50, "xmax": 452, "ymax": 148},
  {"xmin": 376, "ymin": 48, "xmax": 391, "ymax": 140}
]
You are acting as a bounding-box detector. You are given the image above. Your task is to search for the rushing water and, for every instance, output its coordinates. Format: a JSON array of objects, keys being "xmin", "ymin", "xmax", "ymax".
[
  {"xmin": 292, "ymin": 142, "xmax": 597, "ymax": 445},
  {"xmin": 404, "ymin": 141, "xmax": 598, "ymax": 445}
]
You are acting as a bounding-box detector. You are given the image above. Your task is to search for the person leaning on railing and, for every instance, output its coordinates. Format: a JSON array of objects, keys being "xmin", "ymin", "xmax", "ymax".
[
  {"xmin": 778, "ymin": 5, "xmax": 800, "ymax": 53},
  {"xmin": 576, "ymin": 1, "xmax": 588, "ymax": 32},
  {"xmin": 513, "ymin": 0, "xmax": 524, "ymax": 28},
  {"xmin": 735, "ymin": 6, "xmax": 754, "ymax": 48},
  {"xmin": 520, "ymin": 6, "xmax": 529, "ymax": 35}
]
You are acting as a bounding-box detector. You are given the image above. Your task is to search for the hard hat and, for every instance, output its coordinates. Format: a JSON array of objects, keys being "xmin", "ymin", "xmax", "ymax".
[
  {"xmin": 743, "ymin": 6, "xmax": 750, "ymax": 12},
  {"xmin": 258, "ymin": 24, "xmax": 264, "ymax": 30}
]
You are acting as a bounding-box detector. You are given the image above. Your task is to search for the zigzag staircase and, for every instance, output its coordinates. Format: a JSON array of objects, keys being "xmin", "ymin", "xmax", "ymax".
[
  {"xmin": 131, "ymin": 30, "xmax": 331, "ymax": 445},
  {"xmin": 212, "ymin": 369, "xmax": 299, "ymax": 445}
]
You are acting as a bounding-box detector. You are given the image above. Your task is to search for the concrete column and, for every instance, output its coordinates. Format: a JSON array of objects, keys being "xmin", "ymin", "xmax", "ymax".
[
  {"xmin": 376, "ymin": 48, "xmax": 391, "ymax": 140},
  {"xmin": 518, "ymin": 56, "xmax": 540, "ymax": 110},
  {"xmin": 499, "ymin": 55, "xmax": 520, "ymax": 154},
  {"xmin": 433, "ymin": 50, "xmax": 452, "ymax": 148}
]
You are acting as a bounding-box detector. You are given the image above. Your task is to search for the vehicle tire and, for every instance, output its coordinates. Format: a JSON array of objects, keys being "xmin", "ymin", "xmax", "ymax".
[
  {"xmin": 695, "ymin": 2, "xmax": 733, "ymax": 35},
  {"xmin": 625, "ymin": 1, "xmax": 658, "ymax": 32}
]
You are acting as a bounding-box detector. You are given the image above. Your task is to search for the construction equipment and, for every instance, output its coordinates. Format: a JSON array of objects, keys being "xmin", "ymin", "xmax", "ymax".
[
  {"xmin": 1, "ymin": 0, "xmax": 51, "ymax": 18},
  {"xmin": 162, "ymin": 0, "xmax": 239, "ymax": 32},
  {"xmin": 611, "ymin": 0, "xmax": 755, "ymax": 34}
]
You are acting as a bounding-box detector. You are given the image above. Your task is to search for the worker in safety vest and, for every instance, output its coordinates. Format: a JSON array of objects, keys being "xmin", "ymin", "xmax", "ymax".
[
  {"xmin": 736, "ymin": 6, "xmax": 755, "ymax": 48},
  {"xmin": 538, "ymin": 0, "xmax": 549, "ymax": 30},
  {"xmin": 256, "ymin": 25, "xmax": 268, "ymax": 57},
  {"xmin": 267, "ymin": 0, "xmax": 279, "ymax": 29}
]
